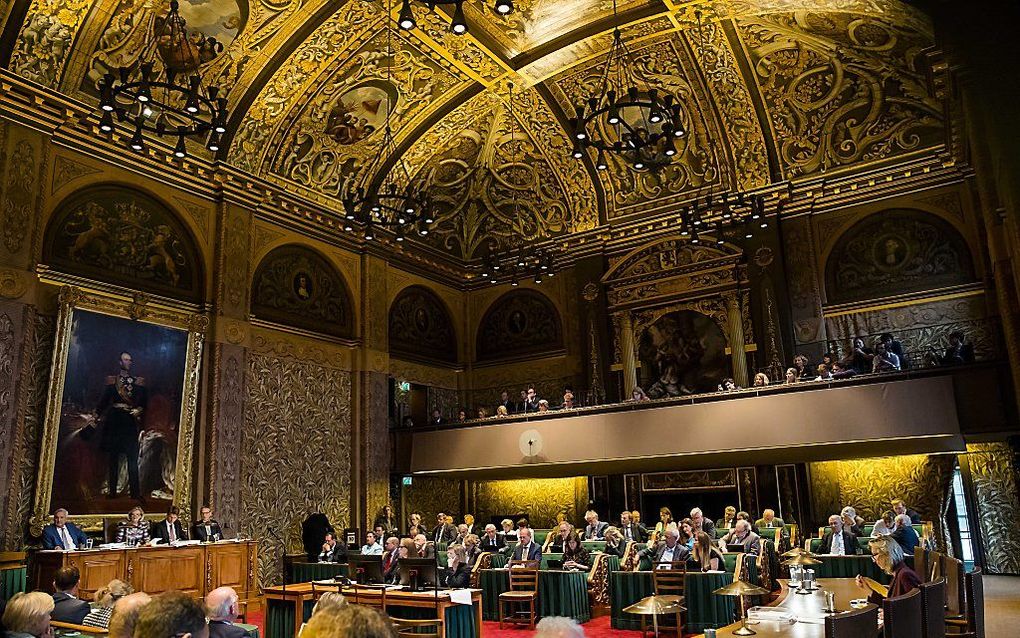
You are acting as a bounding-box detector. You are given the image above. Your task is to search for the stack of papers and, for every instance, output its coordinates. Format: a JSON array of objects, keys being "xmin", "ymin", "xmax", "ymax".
[{"xmin": 747, "ymin": 607, "xmax": 795, "ymax": 623}]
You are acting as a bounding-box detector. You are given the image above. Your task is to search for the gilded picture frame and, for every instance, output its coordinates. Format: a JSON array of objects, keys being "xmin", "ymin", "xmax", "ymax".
[{"xmin": 30, "ymin": 285, "xmax": 207, "ymax": 536}]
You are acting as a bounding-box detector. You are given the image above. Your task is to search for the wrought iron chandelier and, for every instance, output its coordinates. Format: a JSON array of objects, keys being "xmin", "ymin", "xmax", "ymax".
[
  {"xmin": 679, "ymin": 191, "xmax": 772, "ymax": 246},
  {"xmin": 479, "ymin": 83, "xmax": 556, "ymax": 286},
  {"xmin": 342, "ymin": 0, "xmax": 432, "ymax": 242},
  {"xmin": 569, "ymin": 0, "xmax": 685, "ymax": 170},
  {"xmin": 398, "ymin": 0, "xmax": 514, "ymax": 35},
  {"xmin": 97, "ymin": 0, "xmax": 228, "ymax": 158}
]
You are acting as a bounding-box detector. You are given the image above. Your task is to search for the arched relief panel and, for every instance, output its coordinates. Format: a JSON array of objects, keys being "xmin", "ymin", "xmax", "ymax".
[
  {"xmin": 388, "ymin": 285, "xmax": 458, "ymax": 365},
  {"xmin": 475, "ymin": 288, "xmax": 563, "ymax": 362},
  {"xmin": 40, "ymin": 184, "xmax": 206, "ymax": 302},
  {"xmin": 249, "ymin": 244, "xmax": 356, "ymax": 339},
  {"xmin": 823, "ymin": 209, "xmax": 977, "ymax": 305}
]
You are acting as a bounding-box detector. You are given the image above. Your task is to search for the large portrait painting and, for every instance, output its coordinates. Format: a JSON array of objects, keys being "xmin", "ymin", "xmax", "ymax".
[
  {"xmin": 637, "ymin": 309, "xmax": 728, "ymax": 397},
  {"xmin": 32, "ymin": 288, "xmax": 203, "ymax": 530}
]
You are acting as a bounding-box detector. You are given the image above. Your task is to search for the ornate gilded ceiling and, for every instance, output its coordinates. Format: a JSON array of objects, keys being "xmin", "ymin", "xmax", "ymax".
[{"xmin": 4, "ymin": 0, "xmax": 946, "ymax": 264}]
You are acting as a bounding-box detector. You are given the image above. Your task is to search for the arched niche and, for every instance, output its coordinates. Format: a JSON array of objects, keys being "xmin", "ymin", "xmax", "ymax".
[
  {"xmin": 41, "ymin": 185, "xmax": 204, "ymax": 302},
  {"xmin": 637, "ymin": 308, "xmax": 730, "ymax": 397},
  {"xmin": 476, "ymin": 289, "xmax": 563, "ymax": 362},
  {"xmin": 250, "ymin": 244, "xmax": 355, "ymax": 338},
  {"xmin": 388, "ymin": 285, "xmax": 457, "ymax": 364},
  {"xmin": 824, "ymin": 209, "xmax": 976, "ymax": 305}
]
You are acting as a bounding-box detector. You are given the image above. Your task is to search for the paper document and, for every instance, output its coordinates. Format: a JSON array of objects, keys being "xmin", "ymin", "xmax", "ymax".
[{"xmin": 449, "ymin": 589, "xmax": 473, "ymax": 605}]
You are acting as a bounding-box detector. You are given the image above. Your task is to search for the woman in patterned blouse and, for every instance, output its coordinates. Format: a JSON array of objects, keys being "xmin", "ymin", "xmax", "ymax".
[
  {"xmin": 82, "ymin": 579, "xmax": 133, "ymax": 629},
  {"xmin": 116, "ymin": 507, "xmax": 149, "ymax": 545}
]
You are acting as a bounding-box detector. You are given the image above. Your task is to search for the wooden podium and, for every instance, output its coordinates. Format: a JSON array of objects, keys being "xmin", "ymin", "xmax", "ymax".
[{"xmin": 28, "ymin": 541, "xmax": 258, "ymax": 601}]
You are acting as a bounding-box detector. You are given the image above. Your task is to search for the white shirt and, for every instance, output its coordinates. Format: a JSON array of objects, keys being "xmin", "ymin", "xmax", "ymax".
[
  {"xmin": 58, "ymin": 526, "xmax": 77, "ymax": 550},
  {"xmin": 361, "ymin": 542, "xmax": 383, "ymax": 555},
  {"xmin": 659, "ymin": 544, "xmax": 677, "ymax": 568},
  {"xmin": 830, "ymin": 531, "xmax": 846, "ymax": 555}
]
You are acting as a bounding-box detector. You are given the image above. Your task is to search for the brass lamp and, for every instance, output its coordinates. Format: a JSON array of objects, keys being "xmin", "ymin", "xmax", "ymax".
[
  {"xmin": 713, "ymin": 580, "xmax": 771, "ymax": 636},
  {"xmin": 623, "ymin": 595, "xmax": 686, "ymax": 636}
]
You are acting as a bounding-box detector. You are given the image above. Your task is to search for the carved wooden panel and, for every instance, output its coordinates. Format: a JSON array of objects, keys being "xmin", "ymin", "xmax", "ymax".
[
  {"xmin": 65, "ymin": 551, "xmax": 126, "ymax": 599},
  {"xmin": 134, "ymin": 547, "xmax": 205, "ymax": 596}
]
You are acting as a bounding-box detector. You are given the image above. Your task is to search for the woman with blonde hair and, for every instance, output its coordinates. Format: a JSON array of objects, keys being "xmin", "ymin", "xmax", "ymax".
[
  {"xmin": 692, "ymin": 532, "xmax": 724, "ymax": 572},
  {"xmin": 602, "ymin": 526, "xmax": 626, "ymax": 558},
  {"xmin": 441, "ymin": 545, "xmax": 472, "ymax": 588},
  {"xmin": 856, "ymin": 536, "xmax": 921, "ymax": 603},
  {"xmin": 116, "ymin": 507, "xmax": 149, "ymax": 545},
  {"xmin": 496, "ymin": 405, "xmax": 509, "ymax": 417},
  {"xmin": 753, "ymin": 372, "xmax": 770, "ymax": 387},
  {"xmin": 82, "ymin": 580, "xmax": 134, "ymax": 628},
  {"xmin": 2, "ymin": 591, "xmax": 54, "ymax": 638},
  {"xmin": 310, "ymin": 591, "xmax": 346, "ymax": 616}
]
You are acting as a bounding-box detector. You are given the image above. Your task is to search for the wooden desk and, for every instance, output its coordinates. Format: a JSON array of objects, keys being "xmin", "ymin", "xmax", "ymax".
[
  {"xmin": 27, "ymin": 541, "xmax": 258, "ymax": 600},
  {"xmin": 705, "ymin": 578, "xmax": 879, "ymax": 637},
  {"xmin": 262, "ymin": 582, "xmax": 482, "ymax": 638}
]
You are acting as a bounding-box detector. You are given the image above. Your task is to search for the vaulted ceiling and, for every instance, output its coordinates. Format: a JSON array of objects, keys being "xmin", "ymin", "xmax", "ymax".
[{"xmin": 5, "ymin": 0, "xmax": 945, "ymax": 262}]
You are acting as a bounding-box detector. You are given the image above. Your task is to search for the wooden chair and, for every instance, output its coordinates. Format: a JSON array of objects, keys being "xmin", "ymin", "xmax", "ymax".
[
  {"xmin": 920, "ymin": 578, "xmax": 946, "ymax": 638},
  {"xmin": 883, "ymin": 588, "xmax": 922, "ymax": 638},
  {"xmin": 824, "ymin": 604, "xmax": 879, "ymax": 638},
  {"xmin": 915, "ymin": 546, "xmax": 929, "ymax": 583},
  {"xmin": 391, "ymin": 618, "xmax": 444, "ymax": 638},
  {"xmin": 310, "ymin": 581, "xmax": 335, "ymax": 601},
  {"xmin": 940, "ymin": 555, "xmax": 966, "ymax": 622},
  {"xmin": 498, "ymin": 565, "xmax": 539, "ymax": 630},
  {"xmin": 642, "ymin": 562, "xmax": 686, "ymax": 637},
  {"xmin": 946, "ymin": 568, "xmax": 984, "ymax": 638},
  {"xmin": 349, "ymin": 584, "xmax": 387, "ymax": 611}
]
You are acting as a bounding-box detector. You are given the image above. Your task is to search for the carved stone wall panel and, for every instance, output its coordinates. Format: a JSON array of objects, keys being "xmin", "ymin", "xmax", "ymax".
[
  {"xmin": 1, "ymin": 127, "xmax": 45, "ymax": 267},
  {"xmin": 388, "ymin": 286, "xmax": 457, "ymax": 364},
  {"xmin": 219, "ymin": 203, "xmax": 251, "ymax": 317},
  {"xmin": 2, "ymin": 312, "xmax": 53, "ymax": 550},
  {"xmin": 782, "ymin": 215, "xmax": 825, "ymax": 345},
  {"xmin": 241, "ymin": 350, "xmax": 352, "ymax": 586},
  {"xmin": 50, "ymin": 155, "xmax": 101, "ymax": 197},
  {"xmin": 209, "ymin": 343, "xmax": 245, "ymax": 538},
  {"xmin": 808, "ymin": 454, "xmax": 954, "ymax": 549},
  {"xmin": 476, "ymin": 289, "xmax": 563, "ymax": 362},
  {"xmin": 966, "ymin": 443, "xmax": 1020, "ymax": 574},
  {"xmin": 0, "ymin": 303, "xmax": 28, "ymax": 540},
  {"xmin": 471, "ymin": 477, "xmax": 589, "ymax": 529},
  {"xmin": 9, "ymin": 0, "xmax": 91, "ymax": 88},
  {"xmin": 364, "ymin": 256, "xmax": 387, "ymax": 351}
]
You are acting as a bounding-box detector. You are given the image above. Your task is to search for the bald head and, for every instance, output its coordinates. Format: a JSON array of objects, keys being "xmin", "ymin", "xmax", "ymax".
[
  {"xmin": 108, "ymin": 592, "xmax": 152, "ymax": 638},
  {"xmin": 205, "ymin": 586, "xmax": 238, "ymax": 622}
]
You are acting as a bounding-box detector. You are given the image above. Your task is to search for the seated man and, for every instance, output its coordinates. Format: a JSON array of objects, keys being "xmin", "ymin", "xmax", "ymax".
[
  {"xmin": 716, "ymin": 506, "xmax": 737, "ymax": 531},
  {"xmin": 690, "ymin": 508, "xmax": 716, "ymax": 538},
  {"xmin": 205, "ymin": 587, "xmax": 246, "ymax": 638},
  {"xmin": 191, "ymin": 505, "xmax": 223, "ymax": 542},
  {"xmin": 841, "ymin": 506, "xmax": 865, "ymax": 537},
  {"xmin": 431, "ymin": 512, "xmax": 457, "ymax": 545},
  {"xmin": 479, "ymin": 524, "xmax": 505, "ymax": 552},
  {"xmin": 453, "ymin": 524, "xmax": 470, "ymax": 545},
  {"xmin": 510, "ymin": 527, "xmax": 542, "ymax": 562},
  {"xmin": 382, "ymin": 537, "xmax": 400, "ymax": 583},
  {"xmin": 42, "ymin": 508, "xmax": 89, "ymax": 550},
  {"xmin": 754, "ymin": 509, "xmax": 786, "ymax": 532},
  {"xmin": 637, "ymin": 527, "xmax": 690, "ymax": 568},
  {"xmin": 412, "ymin": 534, "xmax": 435, "ymax": 559},
  {"xmin": 318, "ymin": 532, "xmax": 346, "ymax": 563},
  {"xmin": 135, "ymin": 591, "xmax": 208, "ymax": 638},
  {"xmin": 151, "ymin": 506, "xmax": 188, "ymax": 544},
  {"xmin": 107, "ymin": 592, "xmax": 152, "ymax": 638},
  {"xmin": 891, "ymin": 514, "xmax": 920, "ymax": 554},
  {"xmin": 892, "ymin": 499, "xmax": 922, "ymax": 524},
  {"xmin": 735, "ymin": 511, "xmax": 759, "ymax": 535},
  {"xmin": 51, "ymin": 566, "xmax": 91, "ymax": 624},
  {"xmin": 819, "ymin": 515, "xmax": 859, "ymax": 555},
  {"xmin": 548, "ymin": 521, "xmax": 573, "ymax": 552},
  {"xmin": 360, "ymin": 531, "xmax": 382, "ymax": 555},
  {"xmin": 719, "ymin": 520, "xmax": 762, "ymax": 555},
  {"xmin": 582, "ymin": 510, "xmax": 608, "ymax": 540},
  {"xmin": 619, "ymin": 510, "xmax": 646, "ymax": 542}
]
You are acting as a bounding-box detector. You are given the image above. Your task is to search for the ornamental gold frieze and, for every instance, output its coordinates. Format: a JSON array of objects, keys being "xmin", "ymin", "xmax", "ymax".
[
  {"xmin": 604, "ymin": 239, "xmax": 743, "ymax": 286},
  {"xmin": 249, "ymin": 325, "xmax": 354, "ymax": 368},
  {"xmin": 607, "ymin": 268, "xmax": 742, "ymax": 307}
]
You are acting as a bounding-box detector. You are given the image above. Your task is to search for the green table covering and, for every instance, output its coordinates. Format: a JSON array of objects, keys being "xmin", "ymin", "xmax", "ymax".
[
  {"xmin": 486, "ymin": 552, "xmax": 564, "ymax": 570},
  {"xmin": 1, "ymin": 567, "xmax": 26, "ymax": 597},
  {"xmin": 810, "ymin": 555, "xmax": 891, "ymax": 584},
  {"xmin": 479, "ymin": 569, "xmax": 590, "ymax": 623},
  {"xmin": 581, "ymin": 541, "xmax": 606, "ymax": 553},
  {"xmin": 286, "ymin": 562, "xmax": 348, "ymax": 584},
  {"xmin": 610, "ymin": 571, "xmax": 737, "ymax": 632},
  {"xmin": 266, "ymin": 598, "xmax": 315, "ymax": 638},
  {"xmin": 237, "ymin": 622, "xmax": 260, "ymax": 638}
]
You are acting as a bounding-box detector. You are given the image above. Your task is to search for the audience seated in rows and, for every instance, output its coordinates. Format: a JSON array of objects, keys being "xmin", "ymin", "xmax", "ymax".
[{"xmin": 49, "ymin": 567, "xmax": 90, "ymax": 625}]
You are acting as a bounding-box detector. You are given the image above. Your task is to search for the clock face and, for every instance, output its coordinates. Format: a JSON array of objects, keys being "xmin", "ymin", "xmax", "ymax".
[{"xmin": 519, "ymin": 429, "xmax": 543, "ymax": 457}]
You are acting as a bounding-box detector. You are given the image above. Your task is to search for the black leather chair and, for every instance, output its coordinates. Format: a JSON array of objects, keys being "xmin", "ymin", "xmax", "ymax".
[
  {"xmin": 824, "ymin": 604, "xmax": 879, "ymax": 638},
  {"xmin": 919, "ymin": 578, "xmax": 946, "ymax": 638},
  {"xmin": 883, "ymin": 588, "xmax": 922, "ymax": 638}
]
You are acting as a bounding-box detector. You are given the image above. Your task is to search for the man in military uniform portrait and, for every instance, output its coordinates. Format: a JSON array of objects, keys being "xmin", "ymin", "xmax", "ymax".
[{"xmin": 95, "ymin": 351, "xmax": 148, "ymax": 501}]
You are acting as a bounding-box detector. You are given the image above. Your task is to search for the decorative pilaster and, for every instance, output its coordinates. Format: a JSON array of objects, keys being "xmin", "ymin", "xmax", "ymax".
[
  {"xmin": 620, "ymin": 310, "xmax": 638, "ymax": 397},
  {"xmin": 725, "ymin": 294, "xmax": 749, "ymax": 387}
]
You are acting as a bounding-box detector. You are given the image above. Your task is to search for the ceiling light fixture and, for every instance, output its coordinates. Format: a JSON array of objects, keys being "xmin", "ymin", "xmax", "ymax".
[{"xmin": 397, "ymin": 0, "xmax": 513, "ymax": 35}]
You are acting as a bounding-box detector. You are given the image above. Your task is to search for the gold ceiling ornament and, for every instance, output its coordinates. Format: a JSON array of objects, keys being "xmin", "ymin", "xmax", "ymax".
[{"xmin": 738, "ymin": 8, "xmax": 943, "ymax": 179}]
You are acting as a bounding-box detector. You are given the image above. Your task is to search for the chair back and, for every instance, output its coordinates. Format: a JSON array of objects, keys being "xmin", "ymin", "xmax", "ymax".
[
  {"xmin": 392, "ymin": 618, "xmax": 444, "ymax": 638},
  {"xmin": 349, "ymin": 585, "xmax": 386, "ymax": 610},
  {"xmin": 926, "ymin": 550, "xmax": 943, "ymax": 582},
  {"xmin": 966, "ymin": 568, "xmax": 984, "ymax": 638},
  {"xmin": 508, "ymin": 566, "xmax": 538, "ymax": 592},
  {"xmin": 882, "ymin": 588, "xmax": 922, "ymax": 638},
  {"xmin": 824, "ymin": 604, "xmax": 879, "ymax": 638},
  {"xmin": 652, "ymin": 562, "xmax": 686, "ymax": 597},
  {"xmin": 940, "ymin": 555, "xmax": 965, "ymax": 618},
  {"xmin": 919, "ymin": 578, "xmax": 946, "ymax": 638},
  {"xmin": 914, "ymin": 546, "xmax": 928, "ymax": 583}
]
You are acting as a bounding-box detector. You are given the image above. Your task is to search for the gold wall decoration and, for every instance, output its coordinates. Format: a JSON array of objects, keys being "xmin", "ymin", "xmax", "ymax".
[
  {"xmin": 2, "ymin": 136, "xmax": 41, "ymax": 256},
  {"xmin": 470, "ymin": 477, "xmax": 589, "ymax": 528},
  {"xmin": 736, "ymin": 7, "xmax": 943, "ymax": 178},
  {"xmin": 965, "ymin": 443, "xmax": 1020, "ymax": 574},
  {"xmin": 551, "ymin": 32, "xmax": 723, "ymax": 218},
  {"xmin": 808, "ymin": 454, "xmax": 955, "ymax": 549},
  {"xmin": 50, "ymin": 155, "xmax": 101, "ymax": 196},
  {"xmin": 241, "ymin": 350, "xmax": 352, "ymax": 586},
  {"xmin": 9, "ymin": 0, "xmax": 91, "ymax": 87}
]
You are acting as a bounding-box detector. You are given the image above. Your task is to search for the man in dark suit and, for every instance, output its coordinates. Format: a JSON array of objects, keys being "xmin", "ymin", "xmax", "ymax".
[
  {"xmin": 412, "ymin": 535, "xmax": 436, "ymax": 560},
  {"xmin": 479, "ymin": 525, "xmax": 505, "ymax": 552},
  {"xmin": 547, "ymin": 522, "xmax": 573, "ymax": 552},
  {"xmin": 716, "ymin": 506, "xmax": 737, "ymax": 532},
  {"xmin": 891, "ymin": 514, "xmax": 920, "ymax": 554},
  {"xmin": 318, "ymin": 533, "xmax": 346, "ymax": 563},
  {"xmin": 429, "ymin": 409, "xmax": 446, "ymax": 426},
  {"xmin": 754, "ymin": 509, "xmax": 786, "ymax": 534},
  {"xmin": 619, "ymin": 511, "xmax": 645, "ymax": 543},
  {"xmin": 497, "ymin": 391, "xmax": 517, "ymax": 416},
  {"xmin": 892, "ymin": 499, "xmax": 923, "ymax": 525},
  {"xmin": 151, "ymin": 506, "xmax": 187, "ymax": 544},
  {"xmin": 690, "ymin": 507, "xmax": 716, "ymax": 538},
  {"xmin": 522, "ymin": 387, "xmax": 541, "ymax": 413},
  {"xmin": 637, "ymin": 528, "xmax": 690, "ymax": 567},
  {"xmin": 191, "ymin": 505, "xmax": 223, "ymax": 542},
  {"xmin": 582, "ymin": 510, "xmax": 608, "ymax": 540},
  {"xmin": 431, "ymin": 512, "xmax": 457, "ymax": 544},
  {"xmin": 819, "ymin": 515, "xmax": 859, "ymax": 555},
  {"xmin": 720, "ymin": 520, "xmax": 762, "ymax": 555},
  {"xmin": 41, "ymin": 508, "xmax": 89, "ymax": 550},
  {"xmin": 510, "ymin": 528, "xmax": 542, "ymax": 562},
  {"xmin": 204, "ymin": 587, "xmax": 246, "ymax": 638},
  {"xmin": 51, "ymin": 566, "xmax": 91, "ymax": 624}
]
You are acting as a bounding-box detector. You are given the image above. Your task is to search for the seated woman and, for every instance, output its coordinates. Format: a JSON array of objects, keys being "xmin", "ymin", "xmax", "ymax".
[
  {"xmin": 499, "ymin": 519, "xmax": 518, "ymax": 541},
  {"xmin": 496, "ymin": 405, "xmax": 509, "ymax": 417},
  {"xmin": 678, "ymin": 518, "xmax": 696, "ymax": 550},
  {"xmin": 82, "ymin": 579, "xmax": 133, "ymax": 628},
  {"xmin": 463, "ymin": 534, "xmax": 481, "ymax": 566},
  {"xmin": 116, "ymin": 507, "xmax": 149, "ymax": 545},
  {"xmin": 602, "ymin": 526, "xmax": 627, "ymax": 558},
  {"xmin": 871, "ymin": 511, "xmax": 896, "ymax": 537},
  {"xmin": 784, "ymin": 368, "xmax": 798, "ymax": 384},
  {"xmin": 441, "ymin": 545, "xmax": 473, "ymax": 588},
  {"xmin": 752, "ymin": 373, "xmax": 770, "ymax": 387},
  {"xmin": 561, "ymin": 534, "xmax": 591, "ymax": 572},
  {"xmin": 856, "ymin": 536, "xmax": 921, "ymax": 604},
  {"xmin": 654, "ymin": 507, "xmax": 673, "ymax": 536},
  {"xmin": 691, "ymin": 532, "xmax": 724, "ymax": 572}
]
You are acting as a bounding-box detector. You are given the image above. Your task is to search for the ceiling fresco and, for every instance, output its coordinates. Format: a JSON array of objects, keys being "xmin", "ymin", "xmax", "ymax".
[{"xmin": 3, "ymin": 0, "xmax": 946, "ymax": 266}]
